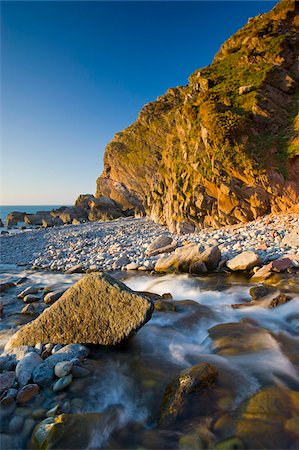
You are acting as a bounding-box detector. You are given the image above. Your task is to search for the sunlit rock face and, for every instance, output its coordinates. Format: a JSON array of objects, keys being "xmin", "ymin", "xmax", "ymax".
[{"xmin": 96, "ymin": 0, "xmax": 299, "ymax": 232}]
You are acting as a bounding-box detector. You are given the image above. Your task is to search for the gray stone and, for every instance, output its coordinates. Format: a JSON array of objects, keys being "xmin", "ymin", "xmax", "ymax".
[
  {"xmin": 16, "ymin": 384, "xmax": 39, "ymax": 404},
  {"xmin": 65, "ymin": 264, "xmax": 85, "ymax": 274},
  {"xmin": 54, "ymin": 361, "xmax": 72, "ymax": 378},
  {"xmin": 18, "ymin": 286, "xmax": 40, "ymax": 299},
  {"xmin": 53, "ymin": 374, "xmax": 72, "ymax": 392},
  {"xmin": 0, "ymin": 371, "xmax": 15, "ymax": 394},
  {"xmin": 16, "ymin": 352, "xmax": 43, "ymax": 387},
  {"xmin": 8, "ymin": 415, "xmax": 25, "ymax": 433},
  {"xmin": 71, "ymin": 366, "xmax": 90, "ymax": 378}
]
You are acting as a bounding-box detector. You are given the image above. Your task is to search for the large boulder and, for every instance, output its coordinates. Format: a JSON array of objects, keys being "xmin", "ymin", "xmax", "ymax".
[
  {"xmin": 24, "ymin": 212, "xmax": 53, "ymax": 226},
  {"xmin": 5, "ymin": 273, "xmax": 153, "ymax": 348},
  {"xmin": 226, "ymin": 251, "xmax": 261, "ymax": 271},
  {"xmin": 155, "ymin": 243, "xmax": 221, "ymax": 273}
]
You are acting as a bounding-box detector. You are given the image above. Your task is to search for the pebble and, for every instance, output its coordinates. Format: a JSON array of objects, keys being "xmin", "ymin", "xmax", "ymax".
[
  {"xmin": 52, "ymin": 344, "xmax": 63, "ymax": 354},
  {"xmin": 16, "ymin": 384, "xmax": 39, "ymax": 404},
  {"xmin": 16, "ymin": 352, "xmax": 43, "ymax": 386},
  {"xmin": 0, "ymin": 371, "xmax": 16, "ymax": 394},
  {"xmin": 54, "ymin": 361, "xmax": 72, "ymax": 378},
  {"xmin": 71, "ymin": 365, "xmax": 89, "ymax": 378},
  {"xmin": 53, "ymin": 374, "xmax": 72, "ymax": 392},
  {"xmin": 8, "ymin": 415, "xmax": 24, "ymax": 433}
]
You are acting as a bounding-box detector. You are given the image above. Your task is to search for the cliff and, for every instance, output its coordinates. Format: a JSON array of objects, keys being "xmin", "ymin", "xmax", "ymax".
[{"xmin": 96, "ymin": 0, "xmax": 299, "ymax": 232}]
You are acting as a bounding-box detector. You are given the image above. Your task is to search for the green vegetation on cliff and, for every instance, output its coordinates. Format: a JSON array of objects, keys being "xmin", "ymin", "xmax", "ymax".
[{"xmin": 97, "ymin": 0, "xmax": 299, "ymax": 231}]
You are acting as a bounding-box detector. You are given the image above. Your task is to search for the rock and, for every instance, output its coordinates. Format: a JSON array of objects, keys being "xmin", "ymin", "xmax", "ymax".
[
  {"xmin": 65, "ymin": 264, "xmax": 85, "ymax": 274},
  {"xmin": 23, "ymin": 294, "xmax": 41, "ymax": 303},
  {"xmin": 6, "ymin": 211, "xmax": 26, "ymax": 227},
  {"xmin": 18, "ymin": 286, "xmax": 40, "ymax": 299},
  {"xmin": 0, "ymin": 371, "xmax": 16, "ymax": 394},
  {"xmin": 155, "ymin": 243, "xmax": 221, "ymax": 273},
  {"xmin": 251, "ymin": 258, "xmax": 294, "ymax": 281},
  {"xmin": 6, "ymin": 273, "xmax": 153, "ymax": 348},
  {"xmin": 154, "ymin": 299, "xmax": 177, "ymax": 312},
  {"xmin": 31, "ymin": 409, "xmax": 122, "ymax": 450},
  {"xmin": 53, "ymin": 374, "xmax": 73, "ymax": 392},
  {"xmin": 216, "ymin": 437, "xmax": 245, "ymax": 449},
  {"xmin": 52, "ymin": 344, "xmax": 63, "ymax": 353},
  {"xmin": 46, "ymin": 405, "xmax": 61, "ymax": 417},
  {"xmin": 16, "ymin": 352, "xmax": 43, "ymax": 386},
  {"xmin": 8, "ymin": 415, "xmax": 25, "ymax": 433},
  {"xmin": 281, "ymin": 230, "xmax": 299, "ymax": 247},
  {"xmin": 269, "ymin": 293, "xmax": 290, "ymax": 308},
  {"xmin": 44, "ymin": 290, "xmax": 66, "ymax": 305},
  {"xmin": 0, "ymin": 218, "xmax": 3, "ymax": 227},
  {"xmin": 16, "ymin": 384, "xmax": 39, "ymax": 404},
  {"xmin": 226, "ymin": 251, "xmax": 261, "ymax": 271},
  {"xmin": 32, "ymin": 345, "xmax": 89, "ymax": 386},
  {"xmin": 0, "ymin": 281, "xmax": 15, "ymax": 292},
  {"xmin": 126, "ymin": 262, "xmax": 139, "ymax": 270},
  {"xmin": 239, "ymin": 85, "xmax": 253, "ymax": 94},
  {"xmin": 21, "ymin": 303, "xmax": 45, "ymax": 316},
  {"xmin": 249, "ymin": 285, "xmax": 275, "ymax": 300},
  {"xmin": 54, "ymin": 361, "xmax": 72, "ymax": 378},
  {"xmin": 146, "ymin": 236, "xmax": 177, "ymax": 257},
  {"xmin": 2, "ymin": 345, "xmax": 36, "ymax": 362},
  {"xmin": 0, "ymin": 434, "xmax": 15, "ymax": 450},
  {"xmin": 160, "ymin": 362, "xmax": 218, "ymax": 425}
]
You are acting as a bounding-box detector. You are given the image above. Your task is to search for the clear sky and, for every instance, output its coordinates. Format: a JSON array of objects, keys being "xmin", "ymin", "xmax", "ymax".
[{"xmin": 1, "ymin": 1, "xmax": 276, "ymax": 205}]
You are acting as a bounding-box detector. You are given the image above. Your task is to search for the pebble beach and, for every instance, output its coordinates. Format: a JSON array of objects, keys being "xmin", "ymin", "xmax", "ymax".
[{"xmin": 1, "ymin": 213, "xmax": 298, "ymax": 272}]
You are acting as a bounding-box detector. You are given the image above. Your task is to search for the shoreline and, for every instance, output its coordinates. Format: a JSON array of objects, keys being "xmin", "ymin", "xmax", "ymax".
[{"xmin": 0, "ymin": 213, "xmax": 298, "ymax": 274}]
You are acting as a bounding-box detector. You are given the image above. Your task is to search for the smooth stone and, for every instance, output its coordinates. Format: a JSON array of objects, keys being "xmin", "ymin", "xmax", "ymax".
[
  {"xmin": 0, "ymin": 371, "xmax": 16, "ymax": 394},
  {"xmin": 44, "ymin": 290, "xmax": 66, "ymax": 305},
  {"xmin": 71, "ymin": 366, "xmax": 89, "ymax": 378},
  {"xmin": 52, "ymin": 344, "xmax": 63, "ymax": 354},
  {"xmin": 6, "ymin": 388, "xmax": 18, "ymax": 399},
  {"xmin": 46, "ymin": 404, "xmax": 61, "ymax": 417},
  {"xmin": 3, "ymin": 346, "xmax": 36, "ymax": 361},
  {"xmin": 35, "ymin": 343, "xmax": 43, "ymax": 354},
  {"xmin": 23, "ymin": 417, "xmax": 36, "ymax": 438},
  {"xmin": 226, "ymin": 251, "xmax": 261, "ymax": 271},
  {"xmin": 0, "ymin": 397, "xmax": 16, "ymax": 418},
  {"xmin": 65, "ymin": 264, "xmax": 85, "ymax": 274},
  {"xmin": 126, "ymin": 262, "xmax": 139, "ymax": 270},
  {"xmin": 18, "ymin": 286, "xmax": 40, "ymax": 299},
  {"xmin": 16, "ymin": 352, "xmax": 43, "ymax": 387},
  {"xmin": 8, "ymin": 415, "xmax": 25, "ymax": 433},
  {"xmin": 32, "ymin": 408, "xmax": 47, "ymax": 420},
  {"xmin": 16, "ymin": 384, "xmax": 39, "ymax": 404},
  {"xmin": 54, "ymin": 361, "xmax": 73, "ymax": 378},
  {"xmin": 23, "ymin": 294, "xmax": 41, "ymax": 303},
  {"xmin": 53, "ymin": 374, "xmax": 72, "ymax": 392},
  {"xmin": 0, "ymin": 434, "xmax": 15, "ymax": 450}
]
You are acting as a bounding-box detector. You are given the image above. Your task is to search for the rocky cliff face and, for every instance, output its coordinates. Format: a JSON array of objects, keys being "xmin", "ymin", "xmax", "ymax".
[{"xmin": 96, "ymin": 0, "xmax": 299, "ymax": 232}]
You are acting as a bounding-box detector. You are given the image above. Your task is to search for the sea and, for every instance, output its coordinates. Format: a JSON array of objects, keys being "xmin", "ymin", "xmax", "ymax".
[{"xmin": 0, "ymin": 205, "xmax": 69, "ymax": 223}]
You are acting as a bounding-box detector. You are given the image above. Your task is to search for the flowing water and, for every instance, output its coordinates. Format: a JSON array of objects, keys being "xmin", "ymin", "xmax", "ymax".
[{"xmin": 0, "ymin": 265, "xmax": 299, "ymax": 449}]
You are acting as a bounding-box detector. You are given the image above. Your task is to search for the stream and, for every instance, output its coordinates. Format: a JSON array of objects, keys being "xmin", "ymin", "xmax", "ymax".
[{"xmin": 1, "ymin": 264, "xmax": 299, "ymax": 449}]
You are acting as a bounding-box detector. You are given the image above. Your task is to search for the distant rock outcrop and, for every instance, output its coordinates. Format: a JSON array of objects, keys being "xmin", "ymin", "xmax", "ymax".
[{"xmin": 96, "ymin": 1, "xmax": 299, "ymax": 232}]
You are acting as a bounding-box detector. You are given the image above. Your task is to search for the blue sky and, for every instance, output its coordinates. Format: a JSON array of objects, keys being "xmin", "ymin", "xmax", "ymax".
[{"xmin": 1, "ymin": 1, "xmax": 276, "ymax": 205}]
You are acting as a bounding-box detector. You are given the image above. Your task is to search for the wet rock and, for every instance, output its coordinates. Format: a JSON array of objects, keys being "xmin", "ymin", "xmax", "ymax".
[
  {"xmin": 54, "ymin": 361, "xmax": 72, "ymax": 378},
  {"xmin": 251, "ymin": 258, "xmax": 294, "ymax": 281},
  {"xmin": 6, "ymin": 273, "xmax": 153, "ymax": 348},
  {"xmin": 46, "ymin": 404, "xmax": 61, "ymax": 417},
  {"xmin": 0, "ymin": 281, "xmax": 15, "ymax": 292},
  {"xmin": 0, "ymin": 371, "xmax": 15, "ymax": 394},
  {"xmin": 53, "ymin": 374, "xmax": 73, "ymax": 392},
  {"xmin": 2, "ymin": 346, "xmax": 36, "ymax": 363},
  {"xmin": 5, "ymin": 388, "xmax": 18, "ymax": 399},
  {"xmin": 18, "ymin": 286, "xmax": 40, "ymax": 299},
  {"xmin": 160, "ymin": 362, "xmax": 218, "ymax": 425},
  {"xmin": 208, "ymin": 322, "xmax": 274, "ymax": 355},
  {"xmin": 269, "ymin": 293, "xmax": 290, "ymax": 308},
  {"xmin": 44, "ymin": 290, "xmax": 66, "ymax": 305},
  {"xmin": 32, "ymin": 408, "xmax": 47, "ymax": 420},
  {"xmin": 23, "ymin": 294, "xmax": 41, "ymax": 303},
  {"xmin": 21, "ymin": 303, "xmax": 45, "ymax": 316},
  {"xmin": 52, "ymin": 344, "xmax": 63, "ymax": 353},
  {"xmin": 31, "ymin": 409, "xmax": 123, "ymax": 450},
  {"xmin": 189, "ymin": 260, "xmax": 208, "ymax": 274},
  {"xmin": 65, "ymin": 264, "xmax": 85, "ymax": 274},
  {"xmin": 249, "ymin": 285, "xmax": 275, "ymax": 300},
  {"xmin": 126, "ymin": 262, "xmax": 139, "ymax": 270},
  {"xmin": 16, "ymin": 384, "xmax": 39, "ymax": 404},
  {"xmin": 235, "ymin": 386, "xmax": 298, "ymax": 449},
  {"xmin": 154, "ymin": 299, "xmax": 177, "ymax": 312},
  {"xmin": 226, "ymin": 251, "xmax": 261, "ymax": 271},
  {"xmin": 16, "ymin": 352, "xmax": 43, "ymax": 387}
]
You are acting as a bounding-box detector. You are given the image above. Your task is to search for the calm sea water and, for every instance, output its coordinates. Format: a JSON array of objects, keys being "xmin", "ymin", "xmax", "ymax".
[{"xmin": 0, "ymin": 205, "xmax": 69, "ymax": 222}]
